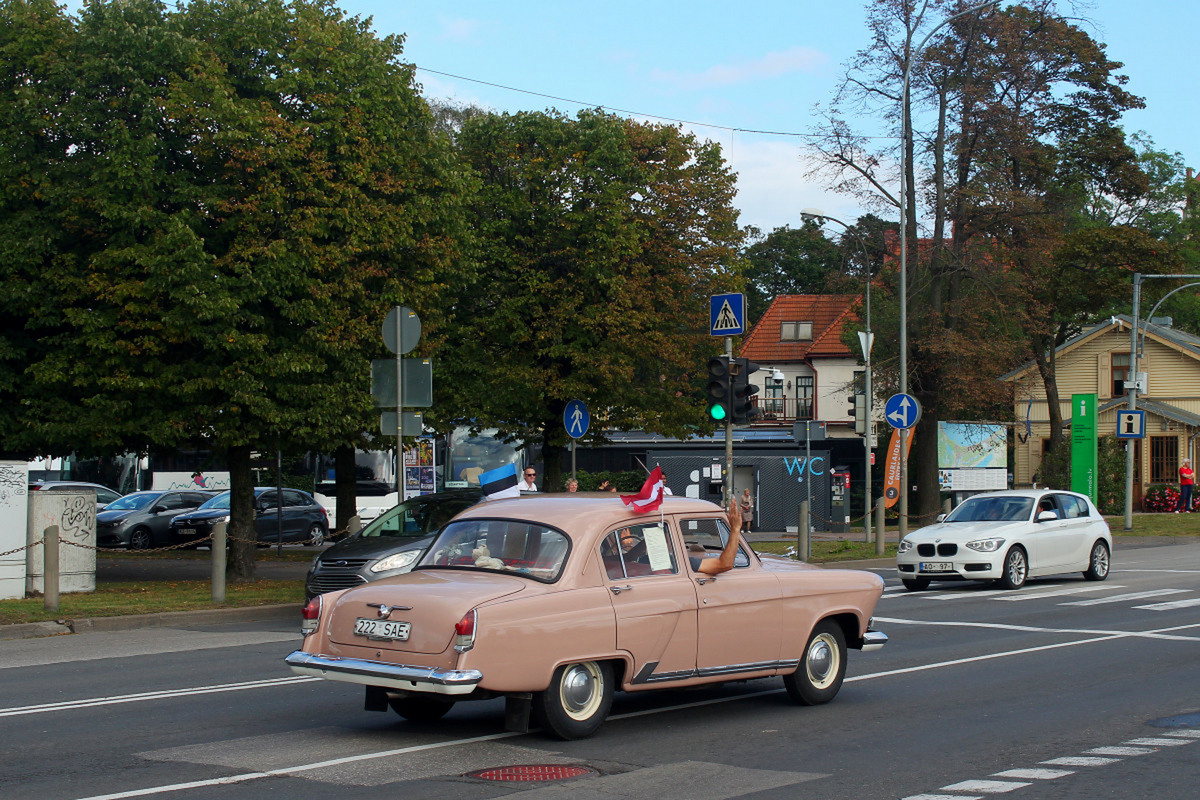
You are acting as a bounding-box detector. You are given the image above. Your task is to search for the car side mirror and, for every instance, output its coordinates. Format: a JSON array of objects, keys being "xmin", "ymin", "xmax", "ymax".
[
  {"xmin": 151, "ymin": 505, "xmax": 167, "ymax": 514},
  {"xmin": 258, "ymin": 501, "xmax": 273, "ymax": 512},
  {"xmin": 1037, "ymin": 510, "xmax": 1058, "ymax": 522},
  {"xmin": 936, "ymin": 513, "xmax": 946, "ymax": 523}
]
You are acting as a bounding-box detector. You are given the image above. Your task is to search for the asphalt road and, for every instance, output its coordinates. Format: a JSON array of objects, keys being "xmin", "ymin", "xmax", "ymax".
[{"xmin": 2, "ymin": 539, "xmax": 1197, "ymax": 800}]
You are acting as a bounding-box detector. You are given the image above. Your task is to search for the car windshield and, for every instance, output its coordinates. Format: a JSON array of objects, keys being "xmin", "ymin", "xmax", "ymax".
[
  {"xmin": 197, "ymin": 492, "xmax": 231, "ymax": 511},
  {"xmin": 357, "ymin": 497, "xmax": 470, "ymax": 540},
  {"xmin": 417, "ymin": 518, "xmax": 570, "ymax": 582},
  {"xmin": 946, "ymin": 496, "xmax": 1034, "ymax": 523},
  {"xmin": 105, "ymin": 493, "xmax": 156, "ymax": 511}
]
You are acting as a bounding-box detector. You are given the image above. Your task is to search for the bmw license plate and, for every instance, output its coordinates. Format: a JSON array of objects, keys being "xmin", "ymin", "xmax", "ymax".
[
  {"xmin": 354, "ymin": 617, "xmax": 410, "ymax": 641},
  {"xmin": 178, "ymin": 528, "xmax": 196, "ymax": 536},
  {"xmin": 919, "ymin": 561, "xmax": 953, "ymax": 573}
]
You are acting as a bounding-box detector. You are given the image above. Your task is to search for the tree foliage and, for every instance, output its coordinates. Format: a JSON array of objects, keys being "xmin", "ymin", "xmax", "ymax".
[{"xmin": 437, "ymin": 109, "xmax": 743, "ymax": 490}]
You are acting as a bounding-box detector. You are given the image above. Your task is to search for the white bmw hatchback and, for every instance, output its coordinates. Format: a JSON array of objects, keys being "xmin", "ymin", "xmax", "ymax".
[{"xmin": 896, "ymin": 489, "xmax": 1112, "ymax": 591}]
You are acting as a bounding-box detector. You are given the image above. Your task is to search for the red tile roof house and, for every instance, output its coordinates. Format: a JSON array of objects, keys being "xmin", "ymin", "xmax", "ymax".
[{"xmin": 740, "ymin": 294, "xmax": 864, "ymax": 440}]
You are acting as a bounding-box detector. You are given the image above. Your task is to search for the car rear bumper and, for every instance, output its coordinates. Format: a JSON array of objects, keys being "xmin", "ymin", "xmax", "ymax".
[{"xmin": 285, "ymin": 650, "xmax": 483, "ymax": 695}]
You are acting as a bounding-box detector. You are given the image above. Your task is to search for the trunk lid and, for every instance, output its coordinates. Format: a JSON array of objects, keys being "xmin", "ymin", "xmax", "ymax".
[{"xmin": 326, "ymin": 569, "xmax": 527, "ymax": 654}]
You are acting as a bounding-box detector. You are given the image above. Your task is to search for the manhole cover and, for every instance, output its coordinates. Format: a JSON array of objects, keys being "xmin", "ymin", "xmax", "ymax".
[{"xmin": 467, "ymin": 764, "xmax": 597, "ymax": 782}]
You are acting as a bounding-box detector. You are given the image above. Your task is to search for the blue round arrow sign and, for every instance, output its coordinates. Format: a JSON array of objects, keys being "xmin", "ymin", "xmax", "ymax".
[{"xmin": 884, "ymin": 393, "xmax": 921, "ymax": 430}]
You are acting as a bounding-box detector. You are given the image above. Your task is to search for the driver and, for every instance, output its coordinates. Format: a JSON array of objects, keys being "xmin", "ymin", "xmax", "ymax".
[{"xmin": 690, "ymin": 502, "xmax": 743, "ymax": 575}]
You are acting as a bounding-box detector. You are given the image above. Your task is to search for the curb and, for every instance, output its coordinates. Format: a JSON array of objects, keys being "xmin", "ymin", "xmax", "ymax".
[{"xmin": 0, "ymin": 603, "xmax": 299, "ymax": 641}]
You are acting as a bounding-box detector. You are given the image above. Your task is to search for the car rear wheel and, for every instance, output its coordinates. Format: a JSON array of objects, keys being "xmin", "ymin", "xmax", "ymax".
[
  {"xmin": 129, "ymin": 527, "xmax": 152, "ymax": 550},
  {"xmin": 388, "ymin": 696, "xmax": 455, "ymax": 723},
  {"xmin": 998, "ymin": 546, "xmax": 1027, "ymax": 589},
  {"xmin": 534, "ymin": 660, "xmax": 613, "ymax": 740},
  {"xmin": 303, "ymin": 524, "xmax": 325, "ymax": 547},
  {"xmin": 1083, "ymin": 540, "xmax": 1110, "ymax": 581},
  {"xmin": 902, "ymin": 578, "xmax": 930, "ymax": 592},
  {"xmin": 783, "ymin": 619, "xmax": 846, "ymax": 705}
]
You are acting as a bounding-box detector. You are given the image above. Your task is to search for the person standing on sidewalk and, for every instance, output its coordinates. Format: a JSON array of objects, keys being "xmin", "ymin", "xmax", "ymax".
[
  {"xmin": 739, "ymin": 488, "xmax": 754, "ymax": 534},
  {"xmin": 1177, "ymin": 459, "xmax": 1194, "ymax": 513}
]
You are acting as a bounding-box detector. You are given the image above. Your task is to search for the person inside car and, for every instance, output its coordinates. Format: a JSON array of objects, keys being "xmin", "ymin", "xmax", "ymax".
[{"xmin": 690, "ymin": 502, "xmax": 743, "ymax": 575}]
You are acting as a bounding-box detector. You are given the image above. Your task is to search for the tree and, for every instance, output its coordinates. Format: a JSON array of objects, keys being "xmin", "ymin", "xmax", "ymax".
[
  {"xmin": 741, "ymin": 222, "xmax": 846, "ymax": 322},
  {"xmin": 1, "ymin": 0, "xmax": 470, "ymax": 577},
  {"xmin": 809, "ymin": 0, "xmax": 1159, "ymax": 521},
  {"xmin": 438, "ymin": 109, "xmax": 743, "ymax": 490}
]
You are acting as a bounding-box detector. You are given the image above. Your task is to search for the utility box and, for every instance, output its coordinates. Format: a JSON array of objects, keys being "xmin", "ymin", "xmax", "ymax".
[
  {"xmin": 0, "ymin": 460, "xmax": 29, "ymax": 600},
  {"xmin": 26, "ymin": 488, "xmax": 97, "ymax": 595}
]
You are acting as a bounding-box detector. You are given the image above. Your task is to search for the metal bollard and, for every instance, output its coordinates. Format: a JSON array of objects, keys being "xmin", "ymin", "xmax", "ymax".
[
  {"xmin": 211, "ymin": 522, "xmax": 227, "ymax": 603},
  {"xmin": 44, "ymin": 525, "xmax": 59, "ymax": 613},
  {"xmin": 797, "ymin": 500, "xmax": 810, "ymax": 562},
  {"xmin": 875, "ymin": 498, "xmax": 887, "ymax": 556},
  {"xmin": 943, "ymin": 497, "xmax": 952, "ymax": 517}
]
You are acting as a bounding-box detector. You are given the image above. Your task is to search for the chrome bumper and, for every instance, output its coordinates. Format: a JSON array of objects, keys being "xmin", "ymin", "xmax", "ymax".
[
  {"xmin": 285, "ymin": 651, "xmax": 483, "ymax": 696},
  {"xmin": 860, "ymin": 630, "xmax": 888, "ymax": 652}
]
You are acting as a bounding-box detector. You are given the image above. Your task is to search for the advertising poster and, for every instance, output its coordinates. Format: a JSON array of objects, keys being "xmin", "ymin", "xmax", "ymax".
[{"xmin": 403, "ymin": 436, "xmax": 437, "ymax": 500}]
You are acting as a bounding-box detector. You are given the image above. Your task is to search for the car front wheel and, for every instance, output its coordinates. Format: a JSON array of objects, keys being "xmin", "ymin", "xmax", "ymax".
[
  {"xmin": 534, "ymin": 660, "xmax": 613, "ymax": 740},
  {"xmin": 902, "ymin": 578, "xmax": 930, "ymax": 592},
  {"xmin": 998, "ymin": 546, "xmax": 1028, "ymax": 589},
  {"xmin": 389, "ymin": 696, "xmax": 455, "ymax": 723},
  {"xmin": 783, "ymin": 619, "xmax": 846, "ymax": 705},
  {"xmin": 1083, "ymin": 540, "xmax": 1110, "ymax": 581},
  {"xmin": 129, "ymin": 527, "xmax": 152, "ymax": 550}
]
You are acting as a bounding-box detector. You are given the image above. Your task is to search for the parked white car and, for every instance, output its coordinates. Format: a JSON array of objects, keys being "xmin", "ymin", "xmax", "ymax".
[{"xmin": 896, "ymin": 489, "xmax": 1112, "ymax": 591}]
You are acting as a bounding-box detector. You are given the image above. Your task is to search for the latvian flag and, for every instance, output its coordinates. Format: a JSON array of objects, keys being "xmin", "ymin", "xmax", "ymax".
[
  {"xmin": 621, "ymin": 466, "xmax": 665, "ymax": 514},
  {"xmin": 479, "ymin": 463, "xmax": 521, "ymax": 500}
]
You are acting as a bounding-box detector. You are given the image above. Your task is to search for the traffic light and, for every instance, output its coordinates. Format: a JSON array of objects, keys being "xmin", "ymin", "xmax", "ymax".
[
  {"xmin": 731, "ymin": 358, "xmax": 761, "ymax": 424},
  {"xmin": 706, "ymin": 356, "xmax": 732, "ymax": 422},
  {"xmin": 848, "ymin": 393, "xmax": 867, "ymax": 436}
]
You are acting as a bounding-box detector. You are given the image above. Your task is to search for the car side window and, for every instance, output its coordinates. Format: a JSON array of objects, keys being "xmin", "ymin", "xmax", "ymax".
[
  {"xmin": 259, "ymin": 491, "xmax": 280, "ymax": 509},
  {"xmin": 158, "ymin": 493, "xmax": 185, "ymax": 511},
  {"xmin": 282, "ymin": 490, "xmax": 307, "ymax": 507},
  {"xmin": 1057, "ymin": 495, "xmax": 1088, "ymax": 519},
  {"xmin": 600, "ymin": 523, "xmax": 679, "ymax": 579},
  {"xmin": 183, "ymin": 493, "xmax": 209, "ymax": 507},
  {"xmin": 1036, "ymin": 497, "xmax": 1059, "ymax": 519},
  {"xmin": 680, "ymin": 517, "xmax": 750, "ymax": 569}
]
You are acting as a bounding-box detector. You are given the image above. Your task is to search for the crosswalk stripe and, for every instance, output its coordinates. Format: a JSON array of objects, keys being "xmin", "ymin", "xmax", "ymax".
[
  {"xmin": 1061, "ymin": 589, "xmax": 1189, "ymax": 606},
  {"xmin": 1135, "ymin": 597, "xmax": 1200, "ymax": 611}
]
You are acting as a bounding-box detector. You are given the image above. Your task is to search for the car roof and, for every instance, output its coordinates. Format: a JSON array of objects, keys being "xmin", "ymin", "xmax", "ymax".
[
  {"xmin": 964, "ymin": 489, "xmax": 1090, "ymax": 501},
  {"xmin": 29, "ymin": 481, "xmax": 117, "ymax": 490},
  {"xmin": 452, "ymin": 493, "xmax": 724, "ymax": 531}
]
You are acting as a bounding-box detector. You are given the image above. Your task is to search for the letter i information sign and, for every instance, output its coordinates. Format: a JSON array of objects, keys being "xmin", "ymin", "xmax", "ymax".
[{"xmin": 1071, "ymin": 393, "xmax": 1098, "ymax": 503}]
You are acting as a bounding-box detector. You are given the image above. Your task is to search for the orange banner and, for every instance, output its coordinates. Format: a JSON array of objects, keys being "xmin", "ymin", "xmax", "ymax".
[{"xmin": 882, "ymin": 426, "xmax": 915, "ymax": 508}]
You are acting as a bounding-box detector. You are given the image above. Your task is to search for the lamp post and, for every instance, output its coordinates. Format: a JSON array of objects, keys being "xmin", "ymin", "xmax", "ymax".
[
  {"xmin": 801, "ymin": 209, "xmax": 876, "ymax": 550},
  {"xmin": 897, "ymin": 0, "xmax": 1000, "ymax": 536}
]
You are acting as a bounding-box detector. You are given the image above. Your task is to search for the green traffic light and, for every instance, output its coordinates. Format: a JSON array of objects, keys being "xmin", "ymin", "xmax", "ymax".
[{"xmin": 709, "ymin": 404, "xmax": 727, "ymax": 421}]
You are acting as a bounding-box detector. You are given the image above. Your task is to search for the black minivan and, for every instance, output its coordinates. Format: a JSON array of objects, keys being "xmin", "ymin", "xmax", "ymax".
[{"xmin": 304, "ymin": 488, "xmax": 483, "ymax": 599}]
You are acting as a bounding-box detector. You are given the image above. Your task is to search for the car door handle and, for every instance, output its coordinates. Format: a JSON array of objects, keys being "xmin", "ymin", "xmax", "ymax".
[
  {"xmin": 696, "ymin": 577, "xmax": 716, "ymax": 585},
  {"xmin": 609, "ymin": 585, "xmax": 633, "ymax": 595}
]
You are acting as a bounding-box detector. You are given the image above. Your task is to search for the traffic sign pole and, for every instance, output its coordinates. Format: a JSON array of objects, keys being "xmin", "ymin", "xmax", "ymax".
[{"xmin": 724, "ymin": 336, "xmax": 733, "ymax": 508}]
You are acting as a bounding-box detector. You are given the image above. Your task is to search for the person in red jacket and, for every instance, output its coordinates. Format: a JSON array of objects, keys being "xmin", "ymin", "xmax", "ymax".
[{"xmin": 1177, "ymin": 459, "xmax": 1194, "ymax": 513}]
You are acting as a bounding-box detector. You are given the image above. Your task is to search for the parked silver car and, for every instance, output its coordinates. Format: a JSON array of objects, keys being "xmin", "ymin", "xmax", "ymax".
[
  {"xmin": 28, "ymin": 480, "xmax": 123, "ymax": 510},
  {"xmin": 96, "ymin": 490, "xmax": 215, "ymax": 549}
]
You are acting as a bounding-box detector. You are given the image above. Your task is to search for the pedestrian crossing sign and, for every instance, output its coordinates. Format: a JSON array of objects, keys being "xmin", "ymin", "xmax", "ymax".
[{"xmin": 710, "ymin": 293, "xmax": 745, "ymax": 336}]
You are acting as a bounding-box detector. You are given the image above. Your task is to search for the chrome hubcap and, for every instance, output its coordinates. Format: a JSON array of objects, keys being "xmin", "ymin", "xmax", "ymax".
[
  {"xmin": 561, "ymin": 664, "xmax": 598, "ymax": 716},
  {"xmin": 1093, "ymin": 546, "xmax": 1109, "ymax": 575},
  {"xmin": 807, "ymin": 634, "xmax": 838, "ymax": 688}
]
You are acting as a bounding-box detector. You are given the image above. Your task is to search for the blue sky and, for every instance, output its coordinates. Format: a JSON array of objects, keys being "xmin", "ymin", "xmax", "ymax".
[
  {"xmin": 59, "ymin": 1, "xmax": 1199, "ymax": 234},
  {"xmin": 342, "ymin": 0, "xmax": 1197, "ymax": 235}
]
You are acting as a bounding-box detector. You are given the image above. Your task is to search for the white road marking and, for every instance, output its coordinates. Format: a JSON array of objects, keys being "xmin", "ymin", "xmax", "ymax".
[
  {"xmin": 1041, "ymin": 756, "xmax": 1120, "ymax": 766},
  {"xmin": 992, "ymin": 768, "xmax": 1073, "ymax": 779},
  {"xmin": 1086, "ymin": 746, "xmax": 1154, "ymax": 756},
  {"xmin": 0, "ymin": 676, "xmax": 319, "ymax": 718},
  {"xmin": 1124, "ymin": 737, "xmax": 1194, "ymax": 746},
  {"xmin": 1165, "ymin": 729, "xmax": 1200, "ymax": 738},
  {"xmin": 901, "ymin": 795, "xmax": 982, "ymax": 800},
  {"xmin": 1135, "ymin": 597, "xmax": 1200, "ymax": 611},
  {"xmin": 941, "ymin": 778, "xmax": 1030, "ymax": 792},
  {"xmin": 1060, "ymin": 589, "xmax": 1189, "ymax": 606},
  {"xmin": 994, "ymin": 585, "xmax": 1119, "ymax": 601}
]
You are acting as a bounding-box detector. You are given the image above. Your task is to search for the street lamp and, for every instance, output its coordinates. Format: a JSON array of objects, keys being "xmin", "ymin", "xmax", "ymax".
[
  {"xmin": 801, "ymin": 209, "xmax": 878, "ymax": 552},
  {"xmin": 897, "ymin": 0, "xmax": 1000, "ymax": 536}
]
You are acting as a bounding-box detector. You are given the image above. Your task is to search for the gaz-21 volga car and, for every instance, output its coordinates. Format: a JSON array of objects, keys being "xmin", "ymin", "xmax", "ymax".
[{"xmin": 286, "ymin": 494, "xmax": 887, "ymax": 739}]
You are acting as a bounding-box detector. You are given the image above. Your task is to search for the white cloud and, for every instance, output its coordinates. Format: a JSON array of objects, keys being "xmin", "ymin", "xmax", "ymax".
[
  {"xmin": 436, "ymin": 16, "xmax": 481, "ymax": 44},
  {"xmin": 653, "ymin": 47, "xmax": 829, "ymax": 90}
]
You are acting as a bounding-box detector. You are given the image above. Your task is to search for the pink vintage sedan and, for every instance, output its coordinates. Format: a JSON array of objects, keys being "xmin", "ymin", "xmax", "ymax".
[{"xmin": 286, "ymin": 494, "xmax": 887, "ymax": 739}]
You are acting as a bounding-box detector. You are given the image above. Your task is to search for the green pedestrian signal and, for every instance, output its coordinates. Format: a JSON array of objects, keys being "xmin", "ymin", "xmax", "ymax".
[{"xmin": 706, "ymin": 356, "xmax": 731, "ymax": 422}]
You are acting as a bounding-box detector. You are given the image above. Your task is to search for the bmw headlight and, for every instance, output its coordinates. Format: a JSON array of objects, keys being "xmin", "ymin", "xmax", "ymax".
[
  {"xmin": 369, "ymin": 550, "xmax": 420, "ymax": 574},
  {"xmin": 966, "ymin": 537, "xmax": 1005, "ymax": 553},
  {"xmin": 897, "ymin": 539, "xmax": 913, "ymax": 554}
]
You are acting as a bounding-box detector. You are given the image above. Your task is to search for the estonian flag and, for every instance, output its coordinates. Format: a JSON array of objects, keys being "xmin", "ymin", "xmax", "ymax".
[{"xmin": 479, "ymin": 463, "xmax": 521, "ymax": 500}]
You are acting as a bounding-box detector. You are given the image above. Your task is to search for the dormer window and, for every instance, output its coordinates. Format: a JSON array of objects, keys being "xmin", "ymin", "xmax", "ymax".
[{"xmin": 781, "ymin": 321, "xmax": 813, "ymax": 341}]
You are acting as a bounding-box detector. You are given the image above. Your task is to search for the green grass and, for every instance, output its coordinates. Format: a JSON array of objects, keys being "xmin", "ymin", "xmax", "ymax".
[
  {"xmin": 752, "ymin": 539, "xmax": 898, "ymax": 562},
  {"xmin": 0, "ymin": 579, "xmax": 303, "ymax": 626}
]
